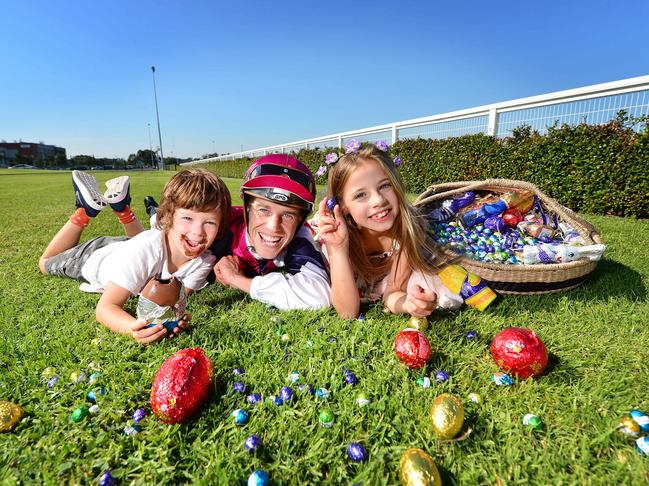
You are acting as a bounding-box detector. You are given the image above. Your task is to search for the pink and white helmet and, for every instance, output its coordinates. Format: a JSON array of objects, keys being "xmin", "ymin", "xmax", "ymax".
[{"xmin": 241, "ymin": 154, "xmax": 316, "ymax": 212}]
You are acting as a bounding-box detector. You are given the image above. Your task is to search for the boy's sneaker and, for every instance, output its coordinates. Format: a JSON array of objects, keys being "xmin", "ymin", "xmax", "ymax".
[
  {"xmin": 104, "ymin": 176, "xmax": 131, "ymax": 212},
  {"xmin": 72, "ymin": 170, "xmax": 107, "ymax": 217},
  {"xmin": 144, "ymin": 196, "xmax": 159, "ymax": 217}
]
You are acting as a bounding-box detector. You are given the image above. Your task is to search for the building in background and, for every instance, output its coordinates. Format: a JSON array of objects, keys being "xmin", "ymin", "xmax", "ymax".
[{"xmin": 0, "ymin": 141, "xmax": 66, "ymax": 166}]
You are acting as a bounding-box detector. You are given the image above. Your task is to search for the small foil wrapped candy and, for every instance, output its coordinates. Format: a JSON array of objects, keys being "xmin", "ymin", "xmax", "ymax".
[
  {"xmin": 245, "ymin": 434, "xmax": 262, "ymax": 453},
  {"xmin": 630, "ymin": 409, "xmax": 649, "ymax": 432},
  {"xmin": 522, "ymin": 243, "xmax": 606, "ymax": 265},
  {"xmin": 347, "ymin": 442, "xmax": 368, "ymax": 462},
  {"xmin": 0, "ymin": 401, "xmax": 24, "ymax": 432},
  {"xmin": 150, "ymin": 348, "xmax": 213, "ymax": 424},
  {"xmin": 407, "ymin": 316, "xmax": 429, "ymax": 332},
  {"xmin": 247, "ymin": 469, "xmax": 269, "ymax": 486},
  {"xmin": 619, "ymin": 415, "xmax": 640, "ymax": 437},
  {"xmin": 394, "ymin": 329, "xmax": 432, "ymax": 369},
  {"xmin": 491, "ymin": 327, "xmax": 548, "ymax": 379},
  {"xmin": 138, "ymin": 275, "xmax": 187, "ymax": 333},
  {"xmin": 429, "ymin": 393, "xmax": 464, "ymax": 440},
  {"xmin": 399, "ymin": 448, "xmax": 442, "ymax": 486}
]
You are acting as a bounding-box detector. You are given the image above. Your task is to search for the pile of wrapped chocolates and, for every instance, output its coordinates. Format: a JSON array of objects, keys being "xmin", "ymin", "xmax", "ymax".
[{"xmin": 426, "ymin": 189, "xmax": 606, "ymax": 265}]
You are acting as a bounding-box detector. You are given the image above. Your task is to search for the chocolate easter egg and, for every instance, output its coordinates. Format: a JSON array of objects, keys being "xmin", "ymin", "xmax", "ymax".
[
  {"xmin": 429, "ymin": 393, "xmax": 464, "ymax": 439},
  {"xmin": 150, "ymin": 348, "xmax": 213, "ymax": 424},
  {"xmin": 141, "ymin": 276, "xmax": 182, "ymax": 307},
  {"xmin": 399, "ymin": 448, "xmax": 442, "ymax": 486},
  {"xmin": 0, "ymin": 401, "xmax": 23, "ymax": 432},
  {"xmin": 394, "ymin": 329, "xmax": 432, "ymax": 369},
  {"xmin": 491, "ymin": 327, "xmax": 548, "ymax": 379}
]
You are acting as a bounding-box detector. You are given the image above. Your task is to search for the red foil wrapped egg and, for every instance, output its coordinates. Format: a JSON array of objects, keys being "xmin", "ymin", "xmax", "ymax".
[
  {"xmin": 394, "ymin": 329, "xmax": 431, "ymax": 369},
  {"xmin": 150, "ymin": 348, "xmax": 214, "ymax": 424},
  {"xmin": 502, "ymin": 208, "xmax": 523, "ymax": 228},
  {"xmin": 491, "ymin": 328, "xmax": 548, "ymax": 379}
]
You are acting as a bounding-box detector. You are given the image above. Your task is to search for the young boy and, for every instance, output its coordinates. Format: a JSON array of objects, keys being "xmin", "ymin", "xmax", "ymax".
[{"xmin": 39, "ymin": 169, "xmax": 231, "ymax": 344}]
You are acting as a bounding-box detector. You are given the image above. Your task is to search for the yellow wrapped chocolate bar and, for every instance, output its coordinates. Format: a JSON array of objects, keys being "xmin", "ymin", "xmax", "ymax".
[{"xmin": 437, "ymin": 264, "xmax": 496, "ymax": 311}]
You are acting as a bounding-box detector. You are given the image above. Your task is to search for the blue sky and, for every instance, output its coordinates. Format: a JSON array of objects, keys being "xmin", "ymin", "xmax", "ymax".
[{"xmin": 1, "ymin": 0, "xmax": 647, "ymax": 159}]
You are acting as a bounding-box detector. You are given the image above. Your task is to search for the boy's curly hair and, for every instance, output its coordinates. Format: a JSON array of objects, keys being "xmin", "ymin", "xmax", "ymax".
[{"xmin": 156, "ymin": 168, "xmax": 231, "ymax": 236}]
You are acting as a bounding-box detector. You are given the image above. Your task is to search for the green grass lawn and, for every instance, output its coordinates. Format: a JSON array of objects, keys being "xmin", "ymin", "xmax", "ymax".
[{"xmin": 1, "ymin": 170, "xmax": 649, "ymax": 485}]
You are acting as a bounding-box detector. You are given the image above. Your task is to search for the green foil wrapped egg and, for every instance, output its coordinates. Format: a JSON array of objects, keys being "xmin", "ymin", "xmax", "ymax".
[
  {"xmin": 399, "ymin": 448, "xmax": 442, "ymax": 486},
  {"xmin": 429, "ymin": 393, "xmax": 464, "ymax": 439},
  {"xmin": 0, "ymin": 401, "xmax": 24, "ymax": 432}
]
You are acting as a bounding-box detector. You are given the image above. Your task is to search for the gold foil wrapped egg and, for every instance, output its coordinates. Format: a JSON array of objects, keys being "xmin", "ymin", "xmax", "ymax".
[
  {"xmin": 399, "ymin": 448, "xmax": 442, "ymax": 486},
  {"xmin": 0, "ymin": 401, "xmax": 24, "ymax": 432},
  {"xmin": 429, "ymin": 393, "xmax": 464, "ymax": 440},
  {"xmin": 408, "ymin": 316, "xmax": 429, "ymax": 332},
  {"xmin": 619, "ymin": 415, "xmax": 641, "ymax": 437}
]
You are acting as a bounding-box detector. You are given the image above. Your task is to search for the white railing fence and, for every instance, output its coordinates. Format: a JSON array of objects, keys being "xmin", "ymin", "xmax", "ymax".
[{"xmin": 185, "ymin": 74, "xmax": 649, "ymax": 165}]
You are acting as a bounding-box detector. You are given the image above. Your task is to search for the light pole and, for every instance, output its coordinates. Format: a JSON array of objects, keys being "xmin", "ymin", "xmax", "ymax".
[
  {"xmin": 147, "ymin": 123, "xmax": 154, "ymax": 167},
  {"xmin": 151, "ymin": 66, "xmax": 164, "ymax": 171}
]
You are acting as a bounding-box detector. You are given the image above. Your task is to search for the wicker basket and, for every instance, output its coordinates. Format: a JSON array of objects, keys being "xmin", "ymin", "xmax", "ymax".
[{"xmin": 414, "ymin": 179, "xmax": 604, "ymax": 295}]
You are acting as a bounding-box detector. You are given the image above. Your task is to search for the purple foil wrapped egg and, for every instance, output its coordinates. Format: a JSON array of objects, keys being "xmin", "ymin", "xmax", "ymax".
[
  {"xmin": 246, "ymin": 393, "xmax": 262, "ymax": 405},
  {"xmin": 326, "ymin": 197, "xmax": 336, "ymax": 211},
  {"xmin": 347, "ymin": 442, "xmax": 368, "ymax": 462},
  {"xmin": 485, "ymin": 216, "xmax": 506, "ymax": 234},
  {"xmin": 299, "ymin": 384, "xmax": 315, "ymax": 395},
  {"xmin": 99, "ymin": 470, "xmax": 116, "ymax": 486},
  {"xmin": 232, "ymin": 367, "xmax": 244, "ymax": 376},
  {"xmin": 244, "ymin": 433, "xmax": 262, "ymax": 453},
  {"xmin": 279, "ymin": 386, "xmax": 294, "ymax": 402},
  {"xmin": 132, "ymin": 408, "xmax": 147, "ymax": 423},
  {"xmin": 465, "ymin": 330, "xmax": 478, "ymax": 341},
  {"xmin": 233, "ymin": 382, "xmax": 249, "ymax": 394},
  {"xmin": 434, "ymin": 370, "xmax": 449, "ymax": 382},
  {"xmin": 344, "ymin": 373, "xmax": 359, "ymax": 386},
  {"xmin": 47, "ymin": 376, "xmax": 59, "ymax": 388}
]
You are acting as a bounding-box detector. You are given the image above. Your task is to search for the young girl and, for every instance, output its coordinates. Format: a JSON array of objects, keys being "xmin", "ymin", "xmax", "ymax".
[{"xmin": 316, "ymin": 142, "xmax": 462, "ymax": 319}]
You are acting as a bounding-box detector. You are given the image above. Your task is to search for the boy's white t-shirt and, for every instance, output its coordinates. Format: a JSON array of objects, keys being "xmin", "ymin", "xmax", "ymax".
[{"xmin": 79, "ymin": 228, "xmax": 216, "ymax": 295}]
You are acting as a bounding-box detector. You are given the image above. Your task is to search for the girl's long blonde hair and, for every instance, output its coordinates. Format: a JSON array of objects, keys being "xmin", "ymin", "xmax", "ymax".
[{"xmin": 327, "ymin": 145, "xmax": 447, "ymax": 287}]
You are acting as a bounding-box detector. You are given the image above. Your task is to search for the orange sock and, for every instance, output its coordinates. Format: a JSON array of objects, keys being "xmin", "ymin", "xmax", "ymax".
[
  {"xmin": 114, "ymin": 206, "xmax": 135, "ymax": 224},
  {"xmin": 69, "ymin": 208, "xmax": 90, "ymax": 227}
]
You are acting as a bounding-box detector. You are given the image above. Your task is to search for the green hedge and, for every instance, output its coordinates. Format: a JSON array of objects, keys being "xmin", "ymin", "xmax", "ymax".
[{"xmin": 201, "ymin": 117, "xmax": 649, "ymax": 218}]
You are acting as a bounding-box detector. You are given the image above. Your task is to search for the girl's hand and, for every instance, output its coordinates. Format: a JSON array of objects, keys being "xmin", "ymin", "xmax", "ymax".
[
  {"xmin": 405, "ymin": 285, "xmax": 438, "ymax": 317},
  {"xmin": 130, "ymin": 318, "xmax": 168, "ymax": 345},
  {"xmin": 317, "ymin": 198, "xmax": 349, "ymax": 252}
]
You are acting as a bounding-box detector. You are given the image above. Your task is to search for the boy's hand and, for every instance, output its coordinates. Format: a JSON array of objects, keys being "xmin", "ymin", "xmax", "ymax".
[
  {"xmin": 404, "ymin": 285, "xmax": 438, "ymax": 317},
  {"xmin": 130, "ymin": 318, "xmax": 168, "ymax": 345},
  {"xmin": 317, "ymin": 198, "xmax": 348, "ymax": 252},
  {"xmin": 169, "ymin": 313, "xmax": 192, "ymax": 336}
]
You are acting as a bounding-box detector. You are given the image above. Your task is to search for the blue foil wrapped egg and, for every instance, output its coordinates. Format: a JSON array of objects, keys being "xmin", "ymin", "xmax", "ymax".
[
  {"xmin": 630, "ymin": 409, "xmax": 649, "ymax": 432},
  {"xmin": 315, "ymin": 388, "xmax": 330, "ymax": 400},
  {"xmin": 232, "ymin": 367, "xmax": 244, "ymax": 376},
  {"xmin": 47, "ymin": 376, "xmax": 59, "ymax": 388},
  {"xmin": 232, "ymin": 408, "xmax": 249, "ymax": 425},
  {"xmin": 247, "ymin": 469, "xmax": 270, "ymax": 486},
  {"xmin": 244, "ymin": 434, "xmax": 262, "ymax": 453},
  {"xmin": 233, "ymin": 381, "xmax": 249, "ymax": 394},
  {"xmin": 288, "ymin": 371, "xmax": 300, "ymax": 383},
  {"xmin": 86, "ymin": 388, "xmax": 105, "ymax": 403},
  {"xmin": 492, "ymin": 372, "xmax": 514, "ymax": 386},
  {"xmin": 347, "ymin": 442, "xmax": 368, "ymax": 462},
  {"xmin": 636, "ymin": 437, "xmax": 649, "ymax": 456},
  {"xmin": 267, "ymin": 396, "xmax": 284, "ymax": 406}
]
